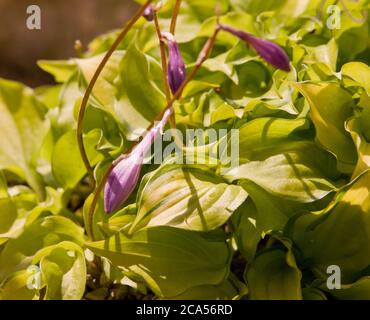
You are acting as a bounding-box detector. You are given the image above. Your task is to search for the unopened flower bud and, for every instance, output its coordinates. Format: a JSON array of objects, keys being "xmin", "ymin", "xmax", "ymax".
[
  {"xmin": 143, "ymin": 4, "xmax": 155, "ymax": 21},
  {"xmin": 220, "ymin": 24, "xmax": 291, "ymax": 72},
  {"xmin": 162, "ymin": 32, "xmax": 186, "ymax": 94},
  {"xmin": 104, "ymin": 108, "xmax": 173, "ymax": 213}
]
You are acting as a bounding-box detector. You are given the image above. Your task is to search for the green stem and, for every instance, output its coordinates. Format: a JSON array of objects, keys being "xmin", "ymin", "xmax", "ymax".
[
  {"xmin": 154, "ymin": 11, "xmax": 172, "ymax": 104},
  {"xmin": 86, "ymin": 166, "xmax": 113, "ymax": 240},
  {"xmin": 154, "ymin": 9, "xmax": 177, "ymax": 129},
  {"xmin": 76, "ymin": 0, "xmax": 154, "ymax": 190},
  {"xmin": 170, "ymin": 0, "xmax": 182, "ymax": 35},
  {"xmin": 339, "ymin": 0, "xmax": 368, "ymax": 24}
]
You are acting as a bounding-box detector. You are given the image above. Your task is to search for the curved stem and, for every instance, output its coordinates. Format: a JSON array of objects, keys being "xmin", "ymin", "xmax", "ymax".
[
  {"xmin": 87, "ymin": 29, "xmax": 220, "ymax": 239},
  {"xmin": 339, "ymin": 0, "xmax": 368, "ymax": 24},
  {"xmin": 317, "ymin": 0, "xmax": 327, "ymax": 18},
  {"xmin": 154, "ymin": 10, "xmax": 177, "ymax": 129},
  {"xmin": 169, "ymin": 27, "xmax": 220, "ymax": 103},
  {"xmin": 154, "ymin": 12, "xmax": 172, "ymax": 103},
  {"xmin": 77, "ymin": 0, "xmax": 153, "ymax": 189},
  {"xmin": 170, "ymin": 0, "xmax": 182, "ymax": 34},
  {"xmin": 86, "ymin": 166, "xmax": 113, "ymax": 240}
]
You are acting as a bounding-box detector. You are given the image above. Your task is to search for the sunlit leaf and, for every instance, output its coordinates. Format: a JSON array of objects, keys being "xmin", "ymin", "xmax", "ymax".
[
  {"xmin": 86, "ymin": 227, "xmax": 231, "ymax": 297},
  {"xmin": 130, "ymin": 165, "xmax": 247, "ymax": 233}
]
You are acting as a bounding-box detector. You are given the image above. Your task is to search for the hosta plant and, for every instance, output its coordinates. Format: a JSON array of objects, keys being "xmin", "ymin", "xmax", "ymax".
[{"xmin": 0, "ymin": 0, "xmax": 370, "ymax": 300}]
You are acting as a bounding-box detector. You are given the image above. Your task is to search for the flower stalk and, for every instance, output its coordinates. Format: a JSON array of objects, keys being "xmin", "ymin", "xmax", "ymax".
[
  {"xmin": 76, "ymin": 0, "xmax": 154, "ymax": 190},
  {"xmin": 143, "ymin": 4, "xmax": 155, "ymax": 21},
  {"xmin": 170, "ymin": 0, "xmax": 182, "ymax": 34},
  {"xmin": 153, "ymin": 11, "xmax": 172, "ymax": 104}
]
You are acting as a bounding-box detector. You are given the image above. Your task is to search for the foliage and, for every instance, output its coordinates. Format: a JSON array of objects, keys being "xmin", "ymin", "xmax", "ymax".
[{"xmin": 0, "ymin": 0, "xmax": 370, "ymax": 300}]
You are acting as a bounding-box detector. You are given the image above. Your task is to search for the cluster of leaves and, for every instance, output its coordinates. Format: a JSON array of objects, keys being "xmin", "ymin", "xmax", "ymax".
[{"xmin": 0, "ymin": 0, "xmax": 370, "ymax": 300}]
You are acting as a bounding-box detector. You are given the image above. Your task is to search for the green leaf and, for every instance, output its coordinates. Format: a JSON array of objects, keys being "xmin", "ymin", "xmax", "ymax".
[
  {"xmin": 302, "ymin": 287, "xmax": 327, "ymax": 300},
  {"xmin": 223, "ymin": 117, "xmax": 339, "ymax": 202},
  {"xmin": 6, "ymin": 185, "xmax": 38, "ymax": 213},
  {"xmin": 183, "ymin": 90, "xmax": 243, "ymax": 126},
  {"xmin": 0, "ymin": 172, "xmax": 18, "ymax": 240},
  {"xmin": 33, "ymin": 241, "xmax": 86, "ymax": 300},
  {"xmin": 233, "ymin": 117, "xmax": 309, "ymax": 161},
  {"xmin": 0, "ymin": 78, "xmax": 50, "ymax": 199},
  {"xmin": 202, "ymin": 52, "xmax": 239, "ymax": 84},
  {"xmin": 175, "ymin": 89, "xmax": 240, "ymax": 128},
  {"xmin": 341, "ymin": 62, "xmax": 370, "ymax": 94},
  {"xmin": 233, "ymin": 180, "xmax": 332, "ymax": 262},
  {"xmin": 186, "ymin": 0, "xmax": 229, "ymax": 20},
  {"xmin": 347, "ymin": 93, "xmax": 370, "ymax": 178},
  {"xmin": 97, "ymin": 204, "xmax": 137, "ymax": 236},
  {"xmin": 295, "ymin": 82, "xmax": 357, "ymax": 173},
  {"xmin": 303, "ymin": 39, "xmax": 338, "ymax": 71},
  {"xmin": 25, "ymin": 187, "xmax": 70, "ymax": 226},
  {"xmin": 242, "ymin": 69, "xmax": 300, "ymax": 116},
  {"xmin": 86, "ymin": 226, "xmax": 231, "ymax": 297},
  {"xmin": 0, "ymin": 186, "xmax": 69, "ymax": 244},
  {"xmin": 231, "ymin": 0, "xmax": 311, "ymax": 16},
  {"xmin": 240, "ymin": 180, "xmax": 323, "ymax": 232},
  {"xmin": 223, "ymin": 61, "xmax": 271, "ymax": 99},
  {"xmin": 129, "ymin": 165, "xmax": 247, "ymax": 233},
  {"xmin": 37, "ymin": 60, "xmax": 77, "ymax": 83},
  {"xmin": 116, "ymin": 41, "xmax": 166, "ymax": 140},
  {"xmin": 230, "ymin": 0, "xmax": 285, "ymax": 14},
  {"xmin": 0, "ymin": 270, "xmax": 38, "ymax": 300},
  {"xmin": 231, "ymin": 199, "xmax": 260, "ymax": 261},
  {"xmin": 75, "ymin": 51, "xmax": 124, "ymax": 111},
  {"xmin": 164, "ymin": 276, "xmax": 246, "ymax": 300},
  {"xmin": 231, "ymin": 142, "xmax": 338, "ymax": 202},
  {"xmin": 35, "ymin": 85, "xmax": 62, "ymax": 109},
  {"xmin": 0, "ymin": 216, "xmax": 85, "ymax": 282},
  {"xmin": 286, "ymin": 170, "xmax": 370, "ymax": 283},
  {"xmin": 52, "ymin": 129, "xmax": 103, "ymax": 188},
  {"xmin": 337, "ymin": 23, "xmax": 369, "ymax": 64},
  {"xmin": 324, "ymin": 277, "xmax": 370, "ymax": 300},
  {"xmin": 50, "ymin": 73, "xmax": 81, "ymax": 136},
  {"xmin": 73, "ymin": 51, "xmax": 151, "ymax": 140},
  {"xmin": 245, "ymin": 239, "xmax": 302, "ymax": 300}
]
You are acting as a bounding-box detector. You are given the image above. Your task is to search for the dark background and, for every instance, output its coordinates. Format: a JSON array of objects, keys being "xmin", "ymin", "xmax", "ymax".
[{"xmin": 0, "ymin": 0, "xmax": 138, "ymax": 87}]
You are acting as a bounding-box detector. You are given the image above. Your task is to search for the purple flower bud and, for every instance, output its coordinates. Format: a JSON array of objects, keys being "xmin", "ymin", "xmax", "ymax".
[
  {"xmin": 162, "ymin": 32, "xmax": 186, "ymax": 94},
  {"xmin": 220, "ymin": 24, "xmax": 291, "ymax": 72},
  {"xmin": 104, "ymin": 108, "xmax": 173, "ymax": 214},
  {"xmin": 143, "ymin": 4, "xmax": 155, "ymax": 21},
  {"xmin": 104, "ymin": 153, "xmax": 143, "ymax": 214}
]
